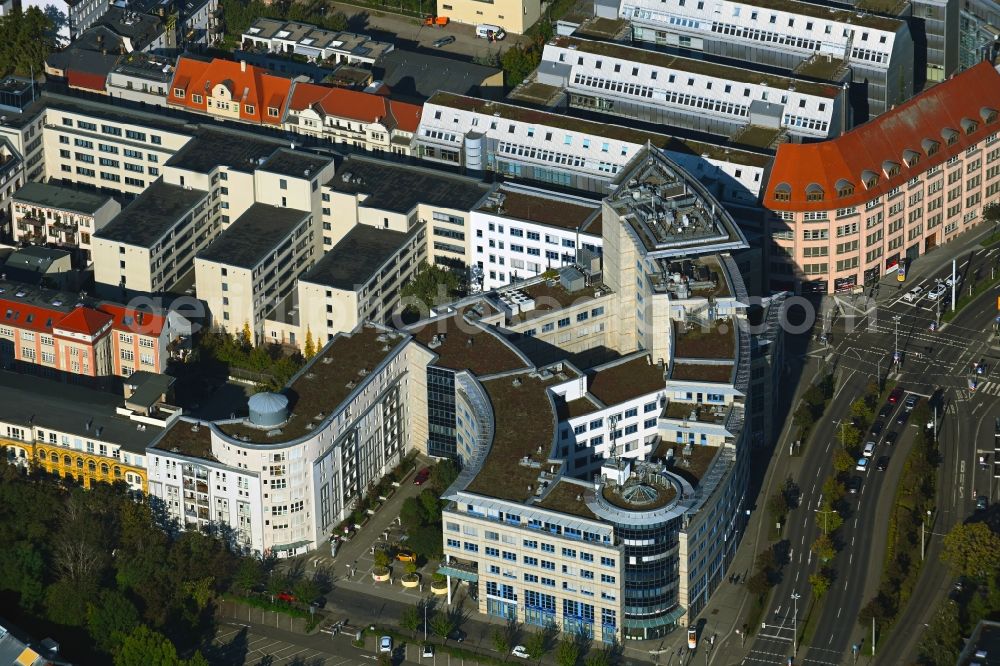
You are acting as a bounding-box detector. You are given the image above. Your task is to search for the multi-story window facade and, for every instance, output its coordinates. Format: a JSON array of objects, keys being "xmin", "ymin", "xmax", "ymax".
[
  {"xmin": 764, "ymin": 61, "xmax": 1000, "ymax": 294},
  {"xmin": 10, "ymin": 181, "xmax": 121, "ymax": 264}
]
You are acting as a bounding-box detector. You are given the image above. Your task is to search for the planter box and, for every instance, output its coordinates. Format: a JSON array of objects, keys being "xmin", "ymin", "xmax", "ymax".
[
  {"xmin": 366, "ymin": 508, "xmax": 377, "ymax": 516},
  {"xmin": 401, "ymin": 575, "xmax": 420, "ymax": 588},
  {"xmin": 372, "ymin": 569, "xmax": 391, "ymax": 582},
  {"xmin": 391, "ymin": 481, "xmax": 401, "ymax": 488},
  {"xmin": 430, "ymin": 581, "xmax": 448, "ymax": 595}
]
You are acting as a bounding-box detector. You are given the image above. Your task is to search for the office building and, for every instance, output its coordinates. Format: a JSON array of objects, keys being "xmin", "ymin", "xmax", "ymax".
[
  {"xmin": 437, "ymin": 0, "xmax": 541, "ymax": 34},
  {"xmin": 374, "ymin": 49, "xmax": 505, "ymax": 103},
  {"xmin": 959, "ymin": 8, "xmax": 1000, "ymax": 71},
  {"xmin": 241, "ymin": 18, "xmax": 394, "ymax": 67},
  {"xmin": 105, "ymin": 54, "xmax": 177, "ymax": 105},
  {"xmin": 764, "ymin": 60, "xmax": 1000, "ymax": 294},
  {"xmin": 606, "ymin": 0, "xmax": 913, "ymax": 120},
  {"xmin": 10, "ymin": 181, "xmax": 120, "ymax": 264}
]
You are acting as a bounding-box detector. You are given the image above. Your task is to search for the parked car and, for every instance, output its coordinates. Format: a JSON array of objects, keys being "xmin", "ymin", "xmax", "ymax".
[
  {"xmin": 876, "ymin": 455, "xmax": 890, "ymax": 471},
  {"xmin": 396, "ymin": 549, "xmax": 417, "ymax": 563},
  {"xmin": 884, "ymin": 431, "xmax": 899, "ymax": 446},
  {"xmin": 870, "ymin": 421, "xmax": 884, "ymax": 437},
  {"xmin": 413, "ymin": 467, "xmax": 431, "ymax": 485},
  {"xmin": 422, "ymin": 644, "xmax": 435, "ymax": 658},
  {"xmin": 902, "ymin": 286, "xmax": 924, "ymax": 302},
  {"xmin": 847, "ymin": 476, "xmax": 862, "ymax": 494},
  {"xmin": 432, "ymin": 35, "xmax": 456, "ymax": 47},
  {"xmin": 927, "ymin": 282, "xmax": 947, "ymax": 301},
  {"xmin": 878, "ymin": 404, "xmax": 893, "ymax": 419},
  {"xmin": 512, "ymin": 646, "xmax": 530, "ymax": 659},
  {"xmin": 379, "ymin": 636, "xmax": 393, "ymax": 653},
  {"xmin": 688, "ymin": 628, "xmax": 698, "ymax": 649},
  {"xmin": 945, "ymin": 274, "xmax": 962, "ymax": 288},
  {"xmin": 856, "ymin": 458, "xmax": 869, "ymax": 472},
  {"xmin": 863, "ymin": 441, "xmax": 876, "ymax": 457},
  {"xmin": 977, "ymin": 496, "xmax": 989, "ymax": 511},
  {"xmin": 888, "ymin": 387, "xmax": 904, "ymax": 404},
  {"xmin": 904, "ymin": 395, "xmax": 918, "ymax": 411},
  {"xmin": 895, "ymin": 410, "xmax": 909, "ymax": 425},
  {"xmin": 276, "ymin": 591, "xmax": 297, "ymax": 603}
]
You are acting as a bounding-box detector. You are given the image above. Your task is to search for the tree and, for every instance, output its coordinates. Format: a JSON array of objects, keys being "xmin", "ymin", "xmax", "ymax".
[
  {"xmin": 918, "ymin": 601, "xmax": 962, "ymax": 666},
  {"xmin": 239, "ymin": 322, "xmax": 253, "ymax": 348},
  {"xmin": 400, "ymin": 497, "xmax": 427, "ymax": 530},
  {"xmin": 233, "ymin": 558, "xmax": 263, "ymax": 594},
  {"xmin": 815, "ymin": 498, "xmax": 843, "ymax": 534},
  {"xmin": 324, "ymin": 11, "xmax": 348, "ymax": 31},
  {"xmin": 430, "ymin": 459, "xmax": 459, "ymax": 494},
  {"xmin": 400, "ymin": 261, "xmax": 461, "ymax": 311},
  {"xmin": 304, "ymin": 328, "xmax": 316, "ymax": 358},
  {"xmin": 418, "ymin": 489, "xmax": 441, "ymax": 522},
  {"xmin": 492, "ymin": 628, "xmax": 510, "ymax": 654},
  {"xmin": 114, "ymin": 625, "xmax": 182, "ymax": 666},
  {"xmin": 850, "ymin": 397, "xmax": 874, "ymax": 424},
  {"xmin": 500, "ymin": 43, "xmax": 540, "ymax": 87},
  {"xmin": 838, "ymin": 423, "xmax": 862, "ymax": 449},
  {"xmin": 746, "ymin": 570, "xmax": 772, "ymax": 596},
  {"xmin": 985, "ymin": 201, "xmax": 1000, "ymax": 225},
  {"xmin": 755, "ymin": 548, "xmax": 776, "ymax": 573},
  {"xmin": 811, "ymin": 533, "xmax": 836, "ymax": 562},
  {"xmin": 833, "ymin": 447, "xmax": 855, "ymax": 474},
  {"xmin": 404, "ymin": 561, "xmax": 418, "ymax": 576},
  {"xmin": 792, "ymin": 402, "xmax": 815, "ymax": 431},
  {"xmin": 373, "ymin": 549, "xmax": 392, "ymax": 569},
  {"xmin": 941, "ymin": 522, "xmax": 1000, "ymax": 580},
  {"xmin": 766, "ymin": 490, "xmax": 789, "ymax": 522},
  {"xmin": 46, "ymin": 579, "xmax": 96, "ymax": 626},
  {"xmin": 555, "ymin": 637, "xmax": 580, "ymax": 666},
  {"xmin": 585, "ymin": 650, "xmax": 612, "ymax": 666},
  {"xmin": 291, "ymin": 577, "xmax": 319, "ymax": 605},
  {"xmin": 821, "ymin": 476, "xmax": 846, "ymax": 504},
  {"xmin": 407, "ymin": 524, "xmax": 444, "ymax": 560},
  {"xmin": 809, "ymin": 572, "xmax": 831, "ymax": 600},
  {"xmin": 525, "ymin": 630, "xmax": 547, "ymax": 659},
  {"xmin": 858, "ymin": 593, "xmax": 893, "ymax": 630},
  {"xmin": 430, "ymin": 612, "xmax": 456, "ymax": 638},
  {"xmin": 87, "ymin": 590, "xmax": 140, "ymax": 654},
  {"xmin": 401, "ymin": 605, "xmax": 421, "ymax": 634}
]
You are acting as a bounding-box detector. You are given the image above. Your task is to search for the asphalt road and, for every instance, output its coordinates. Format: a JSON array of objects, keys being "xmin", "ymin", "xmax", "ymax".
[{"xmin": 741, "ymin": 228, "xmax": 1000, "ymax": 666}]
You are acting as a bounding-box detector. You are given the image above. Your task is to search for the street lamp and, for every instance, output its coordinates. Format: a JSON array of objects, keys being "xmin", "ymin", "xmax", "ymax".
[
  {"xmin": 921, "ymin": 509, "xmax": 932, "ymax": 560},
  {"xmin": 892, "ymin": 315, "xmax": 902, "ymax": 365},
  {"xmin": 791, "ymin": 593, "xmax": 800, "ymax": 656}
]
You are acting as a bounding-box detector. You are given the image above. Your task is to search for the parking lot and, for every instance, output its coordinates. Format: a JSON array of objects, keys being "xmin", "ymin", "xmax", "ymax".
[{"xmin": 207, "ymin": 623, "xmax": 349, "ymax": 666}]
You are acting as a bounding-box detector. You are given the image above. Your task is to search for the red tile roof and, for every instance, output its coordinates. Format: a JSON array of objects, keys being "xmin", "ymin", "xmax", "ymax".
[
  {"xmin": 55, "ymin": 306, "xmax": 113, "ymax": 337},
  {"xmin": 765, "ymin": 62, "xmax": 1000, "ymax": 211},
  {"xmin": 288, "ymin": 82, "xmax": 422, "ymax": 133},
  {"xmin": 0, "ymin": 298, "xmax": 61, "ymax": 334},
  {"xmin": 168, "ymin": 57, "xmax": 293, "ymax": 126},
  {"xmin": 68, "ymin": 70, "xmax": 110, "ymax": 93},
  {"xmin": 101, "ymin": 302, "xmax": 166, "ymax": 337}
]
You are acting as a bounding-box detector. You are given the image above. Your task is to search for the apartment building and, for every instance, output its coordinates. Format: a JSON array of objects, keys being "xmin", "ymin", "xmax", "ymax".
[
  {"xmin": 105, "ymin": 54, "xmax": 177, "ymax": 106},
  {"xmin": 537, "ymin": 36, "xmax": 848, "ymax": 140},
  {"xmin": 0, "ymin": 278, "xmax": 182, "ymax": 379},
  {"xmin": 10, "ymin": 182, "xmax": 120, "ymax": 264},
  {"xmin": 0, "ymin": 134, "xmax": 25, "ymax": 221},
  {"xmin": 609, "ymin": 0, "xmax": 913, "ymax": 120},
  {"xmin": 241, "ymin": 18, "xmax": 394, "ymax": 66},
  {"xmin": 764, "ymin": 60, "xmax": 1000, "ymax": 294},
  {"xmin": 283, "ymin": 82, "xmax": 421, "ymax": 156},
  {"xmin": 167, "ymin": 57, "xmax": 293, "ymax": 127},
  {"xmin": 267, "ymin": 223, "xmax": 426, "ymax": 348},
  {"xmin": 195, "ymin": 204, "xmax": 314, "ymax": 338},
  {"xmin": 147, "ymin": 324, "xmax": 435, "ymax": 557},
  {"xmin": 415, "ymin": 92, "xmax": 769, "ymax": 210},
  {"xmin": 471, "ymin": 185, "xmax": 602, "ymax": 291},
  {"xmin": 321, "ymin": 155, "xmax": 490, "ymax": 268},
  {"xmin": 0, "ymin": 369, "xmax": 181, "ymax": 492},
  {"xmin": 438, "ymin": 0, "xmax": 541, "ymax": 34}
]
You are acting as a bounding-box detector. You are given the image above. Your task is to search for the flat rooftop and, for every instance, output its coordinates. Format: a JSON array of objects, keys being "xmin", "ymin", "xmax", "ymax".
[
  {"xmin": 669, "ymin": 362, "xmax": 734, "ymax": 383},
  {"xmin": 152, "ymin": 419, "xmax": 216, "ymax": 461},
  {"xmin": 673, "ymin": 320, "xmax": 737, "ymax": 360},
  {"xmin": 412, "ymin": 311, "xmax": 529, "ymax": 376},
  {"xmin": 794, "ymin": 54, "xmax": 849, "ymax": 81},
  {"xmin": 260, "ymin": 148, "xmax": 333, "ymax": 179},
  {"xmin": 478, "ymin": 186, "xmax": 602, "ymax": 235},
  {"xmin": 95, "ymin": 179, "xmax": 207, "ymax": 248},
  {"xmin": 112, "ymin": 54, "xmax": 176, "ymax": 82},
  {"xmin": 466, "ymin": 372, "xmax": 562, "ymax": 502},
  {"xmin": 11, "ymin": 181, "xmax": 112, "ymax": 214},
  {"xmin": 551, "ymin": 36, "xmax": 841, "ymax": 99},
  {"xmin": 0, "ymin": 371, "xmax": 163, "ymax": 455},
  {"xmin": 197, "ymin": 204, "xmax": 309, "ymax": 269},
  {"xmin": 742, "ymin": 0, "xmax": 904, "ymax": 31},
  {"xmin": 301, "ymin": 224, "xmax": 416, "ymax": 290},
  {"xmin": 165, "ymin": 129, "xmax": 284, "ymax": 174},
  {"xmin": 512, "ymin": 281, "xmax": 606, "ymax": 323},
  {"xmin": 219, "ymin": 326, "xmax": 404, "ymax": 444},
  {"xmin": 555, "ymin": 394, "xmax": 602, "ymax": 420},
  {"xmin": 328, "ymin": 155, "xmax": 489, "ymax": 213},
  {"xmin": 534, "ymin": 478, "xmax": 597, "ymax": 519},
  {"xmin": 653, "ymin": 442, "xmax": 720, "ymax": 488},
  {"xmin": 427, "ymin": 92, "xmax": 773, "ymax": 169},
  {"xmin": 587, "ymin": 354, "xmax": 665, "ymax": 405}
]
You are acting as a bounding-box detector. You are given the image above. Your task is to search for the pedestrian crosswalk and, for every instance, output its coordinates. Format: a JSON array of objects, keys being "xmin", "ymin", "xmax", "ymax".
[{"xmin": 974, "ymin": 381, "xmax": 1000, "ymax": 396}]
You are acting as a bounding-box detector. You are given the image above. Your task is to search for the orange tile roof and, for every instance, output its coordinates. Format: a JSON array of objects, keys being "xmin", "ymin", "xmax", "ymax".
[
  {"xmin": 288, "ymin": 82, "xmax": 422, "ymax": 133},
  {"xmin": 100, "ymin": 302, "xmax": 166, "ymax": 337},
  {"xmin": 55, "ymin": 306, "xmax": 113, "ymax": 337},
  {"xmin": 168, "ymin": 57, "xmax": 292, "ymax": 126},
  {"xmin": 765, "ymin": 62, "xmax": 1000, "ymax": 211}
]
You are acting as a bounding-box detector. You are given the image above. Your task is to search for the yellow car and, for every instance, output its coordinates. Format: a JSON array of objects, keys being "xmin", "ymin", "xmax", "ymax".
[{"xmin": 396, "ymin": 550, "xmax": 417, "ymax": 563}]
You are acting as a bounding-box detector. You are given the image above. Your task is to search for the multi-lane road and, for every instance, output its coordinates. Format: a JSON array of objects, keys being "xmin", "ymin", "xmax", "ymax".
[{"xmin": 740, "ymin": 238, "xmax": 1000, "ymax": 666}]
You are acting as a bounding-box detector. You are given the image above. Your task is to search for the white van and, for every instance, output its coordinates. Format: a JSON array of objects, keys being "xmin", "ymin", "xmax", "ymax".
[{"xmin": 476, "ymin": 24, "xmax": 506, "ymax": 40}]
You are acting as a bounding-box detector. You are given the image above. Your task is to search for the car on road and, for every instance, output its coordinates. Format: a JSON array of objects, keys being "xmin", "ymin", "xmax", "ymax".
[
  {"xmin": 904, "ymin": 395, "xmax": 918, "ymax": 411},
  {"xmin": 945, "ymin": 274, "xmax": 962, "ymax": 288},
  {"xmin": 884, "ymin": 431, "xmax": 899, "ymax": 446},
  {"xmin": 847, "ymin": 476, "xmax": 862, "ymax": 494},
  {"xmin": 903, "ymin": 285, "xmax": 924, "ymax": 302},
  {"xmin": 379, "ymin": 636, "xmax": 393, "ymax": 653},
  {"xmin": 863, "ymin": 441, "xmax": 876, "ymax": 457},
  {"xmin": 888, "ymin": 387, "xmax": 904, "ymax": 404},
  {"xmin": 870, "ymin": 420, "xmax": 884, "ymax": 437},
  {"xmin": 688, "ymin": 629, "xmax": 698, "ymax": 649},
  {"xmin": 856, "ymin": 458, "xmax": 869, "ymax": 472},
  {"xmin": 413, "ymin": 467, "xmax": 431, "ymax": 485},
  {"xmin": 895, "ymin": 410, "xmax": 909, "ymax": 425},
  {"xmin": 977, "ymin": 496, "xmax": 989, "ymax": 511},
  {"xmin": 876, "ymin": 455, "xmax": 890, "ymax": 471},
  {"xmin": 927, "ymin": 282, "xmax": 947, "ymax": 301},
  {"xmin": 422, "ymin": 644, "xmax": 435, "ymax": 658},
  {"xmin": 878, "ymin": 404, "xmax": 893, "ymax": 419},
  {"xmin": 512, "ymin": 646, "xmax": 530, "ymax": 659},
  {"xmin": 432, "ymin": 35, "xmax": 456, "ymax": 48}
]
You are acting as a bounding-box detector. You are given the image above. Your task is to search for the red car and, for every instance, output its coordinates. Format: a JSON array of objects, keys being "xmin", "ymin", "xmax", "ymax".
[
  {"xmin": 888, "ymin": 387, "xmax": 904, "ymax": 404},
  {"xmin": 277, "ymin": 592, "xmax": 297, "ymax": 603},
  {"xmin": 414, "ymin": 467, "xmax": 431, "ymax": 485}
]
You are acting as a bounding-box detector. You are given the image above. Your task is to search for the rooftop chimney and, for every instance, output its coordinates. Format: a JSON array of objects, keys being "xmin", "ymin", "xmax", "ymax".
[{"xmin": 240, "ymin": 60, "xmax": 247, "ymax": 73}]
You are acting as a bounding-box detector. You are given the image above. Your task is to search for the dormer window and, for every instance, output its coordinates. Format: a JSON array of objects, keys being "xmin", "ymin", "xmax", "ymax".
[
  {"xmin": 980, "ymin": 107, "xmax": 998, "ymax": 124},
  {"xmin": 961, "ymin": 118, "xmax": 978, "ymax": 135},
  {"xmin": 805, "ymin": 183, "xmax": 824, "ymax": 201},
  {"xmin": 922, "ymin": 138, "xmax": 940, "ymax": 156},
  {"xmin": 902, "ymin": 149, "xmax": 920, "ymax": 167},
  {"xmin": 942, "ymin": 128, "xmax": 959, "ymax": 146},
  {"xmin": 173, "ymin": 88, "xmax": 185, "ymax": 98},
  {"xmin": 268, "ymin": 107, "xmax": 279, "ymax": 117},
  {"xmin": 861, "ymin": 169, "xmax": 879, "ymax": 189},
  {"xmin": 882, "ymin": 160, "xmax": 900, "ymax": 178},
  {"xmin": 774, "ymin": 183, "xmax": 791, "ymax": 201},
  {"xmin": 835, "ymin": 179, "xmax": 854, "ymax": 197},
  {"xmin": 192, "ymin": 94, "xmax": 203, "ymax": 104}
]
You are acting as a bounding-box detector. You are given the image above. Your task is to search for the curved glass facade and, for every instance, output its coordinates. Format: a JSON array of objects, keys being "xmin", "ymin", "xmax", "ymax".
[{"xmin": 611, "ymin": 514, "xmax": 683, "ymax": 638}]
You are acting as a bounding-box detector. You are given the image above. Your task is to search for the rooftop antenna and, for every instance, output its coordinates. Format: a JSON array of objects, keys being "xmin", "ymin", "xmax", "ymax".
[{"xmin": 608, "ymin": 413, "xmax": 622, "ymax": 472}]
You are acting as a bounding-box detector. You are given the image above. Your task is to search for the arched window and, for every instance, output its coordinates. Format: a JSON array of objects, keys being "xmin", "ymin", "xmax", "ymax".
[
  {"xmin": 114, "ymin": 467, "xmax": 122, "ymax": 478},
  {"xmin": 922, "ymin": 138, "xmax": 940, "ymax": 156},
  {"xmin": 88, "ymin": 460, "xmax": 96, "ymax": 473},
  {"xmin": 961, "ymin": 118, "xmax": 978, "ymax": 135},
  {"xmin": 805, "ymin": 184, "xmax": 824, "ymax": 202},
  {"xmin": 861, "ymin": 170, "xmax": 879, "ymax": 189},
  {"xmin": 835, "ymin": 179, "xmax": 855, "ymax": 197},
  {"xmin": 101, "ymin": 463, "xmax": 109, "ymax": 475},
  {"xmin": 882, "ymin": 161, "xmax": 900, "ymax": 178},
  {"xmin": 980, "ymin": 107, "xmax": 998, "ymax": 124},
  {"xmin": 774, "ymin": 183, "xmax": 792, "ymax": 202},
  {"xmin": 902, "ymin": 149, "xmax": 920, "ymax": 167},
  {"xmin": 76, "ymin": 457, "xmax": 83, "ymax": 468},
  {"xmin": 942, "ymin": 128, "xmax": 959, "ymax": 146},
  {"xmin": 63, "ymin": 455, "xmax": 71, "ymax": 466},
  {"xmin": 38, "ymin": 450, "xmax": 47, "ymax": 461}
]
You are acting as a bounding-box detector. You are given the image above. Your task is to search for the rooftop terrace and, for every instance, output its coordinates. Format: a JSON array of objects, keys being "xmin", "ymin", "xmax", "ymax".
[
  {"xmin": 477, "ymin": 187, "xmax": 601, "ymax": 234},
  {"xmin": 412, "ymin": 311, "xmax": 528, "ymax": 376},
  {"xmin": 587, "ymin": 355, "xmax": 665, "ymax": 405},
  {"xmin": 218, "ymin": 326, "xmax": 404, "ymax": 444},
  {"xmin": 673, "ymin": 320, "xmax": 737, "ymax": 360},
  {"xmin": 534, "ymin": 478, "xmax": 597, "ymax": 519},
  {"xmin": 669, "ymin": 362, "xmax": 734, "ymax": 383},
  {"xmin": 663, "ymin": 401, "xmax": 728, "ymax": 424},
  {"xmin": 511, "ymin": 280, "xmax": 607, "ymax": 323},
  {"xmin": 653, "ymin": 442, "xmax": 720, "ymax": 488}
]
